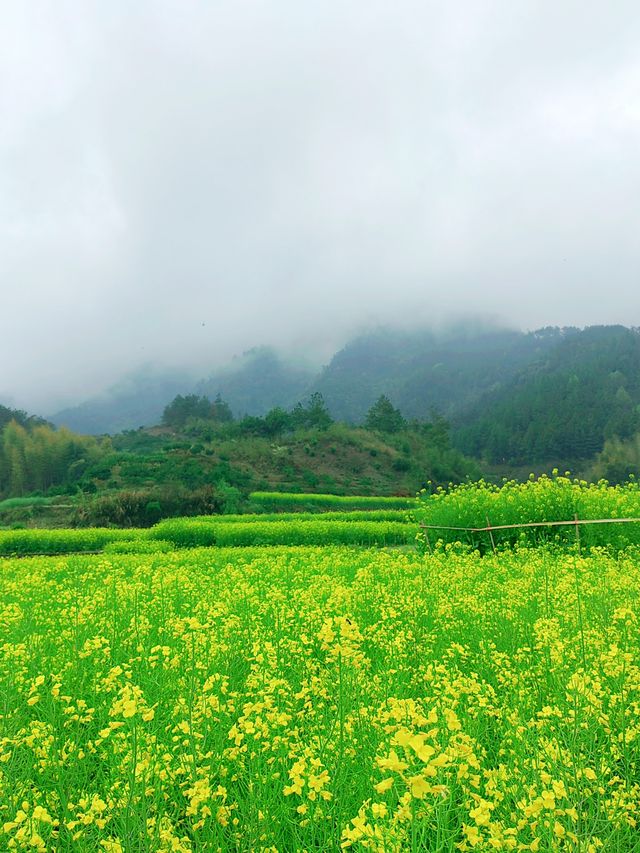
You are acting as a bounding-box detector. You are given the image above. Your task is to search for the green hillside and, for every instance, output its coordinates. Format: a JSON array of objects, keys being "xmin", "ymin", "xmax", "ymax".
[
  {"xmin": 455, "ymin": 326, "xmax": 640, "ymax": 466},
  {"xmin": 312, "ymin": 325, "xmax": 566, "ymax": 422}
]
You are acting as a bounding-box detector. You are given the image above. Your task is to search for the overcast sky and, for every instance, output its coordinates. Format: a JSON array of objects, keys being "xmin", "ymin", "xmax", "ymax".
[{"xmin": 2, "ymin": 1, "xmax": 639, "ymax": 412}]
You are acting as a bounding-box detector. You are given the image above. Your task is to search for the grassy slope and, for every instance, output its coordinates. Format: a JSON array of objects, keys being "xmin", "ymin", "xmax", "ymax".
[
  {"xmin": 167, "ymin": 427, "xmax": 420, "ymax": 495},
  {"xmin": 104, "ymin": 424, "xmax": 474, "ymax": 498}
]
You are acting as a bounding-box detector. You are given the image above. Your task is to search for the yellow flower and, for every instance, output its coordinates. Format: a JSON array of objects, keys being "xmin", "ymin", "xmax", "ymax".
[
  {"xmin": 409, "ymin": 774, "xmax": 432, "ymax": 799},
  {"xmin": 100, "ymin": 842, "xmax": 124, "ymax": 853},
  {"xmin": 375, "ymin": 777, "xmax": 394, "ymax": 794},
  {"xmin": 540, "ymin": 790, "xmax": 555, "ymax": 810},
  {"xmin": 377, "ymin": 750, "xmax": 408, "ymax": 773},
  {"xmin": 122, "ymin": 699, "xmax": 137, "ymax": 718},
  {"xmin": 463, "ymin": 823, "xmax": 482, "ymax": 846},
  {"xmin": 469, "ymin": 799, "xmax": 492, "ymax": 826},
  {"xmin": 32, "ymin": 806, "xmax": 52, "ymax": 824}
]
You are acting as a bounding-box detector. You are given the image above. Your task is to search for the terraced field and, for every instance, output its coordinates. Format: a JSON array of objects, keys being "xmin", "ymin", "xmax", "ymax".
[{"xmin": 0, "ymin": 511, "xmax": 415, "ymax": 557}]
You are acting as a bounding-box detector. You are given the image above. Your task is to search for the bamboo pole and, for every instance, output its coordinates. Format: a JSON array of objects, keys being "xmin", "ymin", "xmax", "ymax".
[{"xmin": 419, "ymin": 517, "xmax": 640, "ymax": 533}]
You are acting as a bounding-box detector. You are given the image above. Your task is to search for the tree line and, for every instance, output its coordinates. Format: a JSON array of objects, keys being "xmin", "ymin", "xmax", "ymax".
[
  {"xmin": 0, "ymin": 419, "xmax": 109, "ymax": 498},
  {"xmin": 161, "ymin": 391, "xmax": 413, "ymax": 436}
]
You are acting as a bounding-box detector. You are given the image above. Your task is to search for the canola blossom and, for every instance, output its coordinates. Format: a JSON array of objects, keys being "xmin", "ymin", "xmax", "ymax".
[
  {"xmin": 416, "ymin": 474, "xmax": 640, "ymax": 551},
  {"xmin": 0, "ymin": 544, "xmax": 639, "ymax": 850}
]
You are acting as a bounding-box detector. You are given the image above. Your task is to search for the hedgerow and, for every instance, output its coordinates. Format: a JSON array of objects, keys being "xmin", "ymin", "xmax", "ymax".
[
  {"xmin": 249, "ymin": 491, "xmax": 415, "ymax": 511},
  {"xmin": 151, "ymin": 519, "xmax": 414, "ymax": 548}
]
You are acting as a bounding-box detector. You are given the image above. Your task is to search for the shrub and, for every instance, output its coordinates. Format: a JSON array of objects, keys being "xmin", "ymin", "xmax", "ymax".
[{"xmin": 75, "ymin": 486, "xmax": 224, "ymax": 527}]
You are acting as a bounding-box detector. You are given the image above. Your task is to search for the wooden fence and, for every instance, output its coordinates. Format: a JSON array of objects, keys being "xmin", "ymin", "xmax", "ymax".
[{"xmin": 419, "ymin": 516, "xmax": 640, "ymax": 553}]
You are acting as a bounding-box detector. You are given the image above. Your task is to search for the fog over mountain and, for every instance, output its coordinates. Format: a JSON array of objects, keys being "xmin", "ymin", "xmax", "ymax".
[{"xmin": 2, "ymin": 1, "xmax": 640, "ymax": 413}]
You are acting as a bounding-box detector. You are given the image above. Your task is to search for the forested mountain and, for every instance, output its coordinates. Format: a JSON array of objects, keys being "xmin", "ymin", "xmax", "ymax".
[
  {"xmin": 196, "ymin": 347, "xmax": 315, "ymax": 416},
  {"xmin": 312, "ymin": 325, "xmax": 568, "ymax": 422},
  {"xmin": 454, "ymin": 326, "xmax": 640, "ymax": 465},
  {"xmin": 49, "ymin": 325, "xmax": 562, "ymax": 434}
]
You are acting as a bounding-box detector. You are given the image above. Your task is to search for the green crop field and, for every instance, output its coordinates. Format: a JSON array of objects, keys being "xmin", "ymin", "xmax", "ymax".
[
  {"xmin": 249, "ymin": 492, "xmax": 415, "ymax": 511},
  {"xmin": 0, "ymin": 516, "xmax": 415, "ymax": 557},
  {"xmin": 2, "ymin": 540, "xmax": 640, "ymax": 850},
  {"xmin": 151, "ymin": 518, "xmax": 414, "ymax": 549},
  {"xmin": 416, "ymin": 474, "xmax": 640, "ymax": 552},
  {"xmin": 1, "ymin": 478, "xmax": 640, "ymax": 850},
  {"xmin": 191, "ymin": 509, "xmax": 411, "ymax": 524},
  {"xmin": 0, "ymin": 527, "xmax": 140, "ymax": 557}
]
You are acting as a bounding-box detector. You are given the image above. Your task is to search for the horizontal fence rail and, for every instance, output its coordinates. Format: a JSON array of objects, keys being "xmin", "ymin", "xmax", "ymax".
[
  {"xmin": 418, "ymin": 516, "xmax": 640, "ymax": 553},
  {"xmin": 419, "ymin": 517, "xmax": 640, "ymax": 534}
]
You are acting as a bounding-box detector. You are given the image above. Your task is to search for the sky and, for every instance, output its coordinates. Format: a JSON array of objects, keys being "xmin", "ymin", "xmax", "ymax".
[{"xmin": 2, "ymin": 1, "xmax": 640, "ymax": 413}]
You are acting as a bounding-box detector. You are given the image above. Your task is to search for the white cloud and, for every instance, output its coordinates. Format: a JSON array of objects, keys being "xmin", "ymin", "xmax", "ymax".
[{"xmin": 1, "ymin": 0, "xmax": 639, "ymax": 411}]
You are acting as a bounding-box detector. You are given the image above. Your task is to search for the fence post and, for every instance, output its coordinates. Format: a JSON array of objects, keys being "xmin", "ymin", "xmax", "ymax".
[
  {"xmin": 423, "ymin": 526, "xmax": 433, "ymax": 555},
  {"xmin": 486, "ymin": 516, "xmax": 497, "ymax": 554},
  {"xmin": 574, "ymin": 513, "xmax": 581, "ymax": 553}
]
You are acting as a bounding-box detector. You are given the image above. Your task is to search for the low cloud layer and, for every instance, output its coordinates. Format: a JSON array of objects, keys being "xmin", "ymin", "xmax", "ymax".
[{"xmin": 2, "ymin": 1, "xmax": 639, "ymax": 412}]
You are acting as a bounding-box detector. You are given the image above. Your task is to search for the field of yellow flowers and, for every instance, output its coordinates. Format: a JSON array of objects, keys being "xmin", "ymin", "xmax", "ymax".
[{"xmin": 1, "ymin": 543, "xmax": 639, "ymax": 851}]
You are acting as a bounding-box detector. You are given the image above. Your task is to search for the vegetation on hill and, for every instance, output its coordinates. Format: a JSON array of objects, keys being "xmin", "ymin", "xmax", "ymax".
[
  {"xmin": 455, "ymin": 326, "xmax": 640, "ymax": 466},
  {"xmin": 0, "ymin": 403, "xmax": 49, "ymax": 431},
  {"xmin": 6, "ymin": 324, "xmax": 640, "ymax": 533},
  {"xmin": 0, "ymin": 419, "xmax": 109, "ymax": 497},
  {"xmin": 49, "ymin": 325, "xmax": 565, "ymax": 434},
  {"xmin": 47, "ymin": 325, "xmax": 640, "ymax": 480},
  {"xmin": 588, "ymin": 432, "xmax": 640, "ymax": 483},
  {"xmin": 312, "ymin": 324, "xmax": 567, "ymax": 422},
  {"xmin": 0, "ymin": 391, "xmax": 478, "ymax": 528}
]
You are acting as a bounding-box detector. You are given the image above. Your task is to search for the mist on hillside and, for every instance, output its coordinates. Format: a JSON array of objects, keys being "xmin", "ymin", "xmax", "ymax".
[
  {"xmin": 45, "ymin": 318, "xmax": 512, "ymax": 431},
  {"xmin": 2, "ymin": 2, "xmax": 640, "ymax": 414}
]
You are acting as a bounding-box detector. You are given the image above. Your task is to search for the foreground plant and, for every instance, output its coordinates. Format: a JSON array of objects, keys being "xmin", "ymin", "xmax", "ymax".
[{"xmin": 0, "ymin": 544, "xmax": 638, "ymax": 850}]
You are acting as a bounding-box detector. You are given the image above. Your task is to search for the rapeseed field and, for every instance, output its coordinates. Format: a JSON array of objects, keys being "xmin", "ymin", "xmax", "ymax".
[{"xmin": 1, "ymin": 544, "xmax": 639, "ymax": 851}]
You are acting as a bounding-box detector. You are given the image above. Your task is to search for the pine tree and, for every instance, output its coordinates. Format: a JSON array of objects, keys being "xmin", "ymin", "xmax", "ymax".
[{"xmin": 365, "ymin": 396, "xmax": 406, "ymax": 433}]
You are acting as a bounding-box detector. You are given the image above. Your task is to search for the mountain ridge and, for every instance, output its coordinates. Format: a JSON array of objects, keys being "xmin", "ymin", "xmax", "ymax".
[{"xmin": 43, "ymin": 324, "xmax": 640, "ymax": 477}]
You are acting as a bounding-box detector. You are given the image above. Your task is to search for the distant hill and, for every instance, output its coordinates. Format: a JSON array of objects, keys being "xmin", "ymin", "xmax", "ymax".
[
  {"xmin": 50, "ymin": 349, "xmax": 317, "ymax": 435},
  {"xmin": 196, "ymin": 347, "xmax": 315, "ymax": 417},
  {"xmin": 454, "ymin": 325, "xmax": 640, "ymax": 465},
  {"xmin": 51, "ymin": 368, "xmax": 194, "ymax": 435}
]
